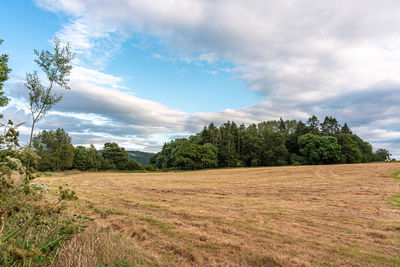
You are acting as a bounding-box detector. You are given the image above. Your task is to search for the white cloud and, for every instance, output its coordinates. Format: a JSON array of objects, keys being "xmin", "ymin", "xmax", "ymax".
[
  {"xmin": 64, "ymin": 67, "xmax": 187, "ymax": 127},
  {"xmin": 354, "ymin": 127, "xmax": 400, "ymax": 141},
  {"xmin": 30, "ymin": 0, "xmax": 400, "ymax": 155},
  {"xmin": 2, "ymin": 66, "xmax": 191, "ymax": 152},
  {"xmin": 35, "ymin": 0, "xmax": 400, "ymax": 100}
]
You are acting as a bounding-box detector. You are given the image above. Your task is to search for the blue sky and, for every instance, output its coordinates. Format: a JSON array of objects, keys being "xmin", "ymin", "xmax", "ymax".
[
  {"xmin": 0, "ymin": 1, "xmax": 259, "ymax": 113},
  {"xmin": 1, "ymin": 0, "xmax": 400, "ymax": 158}
]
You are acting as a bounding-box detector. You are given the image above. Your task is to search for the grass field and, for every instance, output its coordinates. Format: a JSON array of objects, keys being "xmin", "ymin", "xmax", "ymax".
[{"xmin": 38, "ymin": 163, "xmax": 400, "ymax": 266}]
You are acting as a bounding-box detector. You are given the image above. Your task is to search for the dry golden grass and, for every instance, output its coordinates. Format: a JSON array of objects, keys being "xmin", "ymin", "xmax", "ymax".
[
  {"xmin": 51, "ymin": 224, "xmax": 157, "ymax": 267},
  {"xmin": 39, "ymin": 163, "xmax": 400, "ymax": 266}
]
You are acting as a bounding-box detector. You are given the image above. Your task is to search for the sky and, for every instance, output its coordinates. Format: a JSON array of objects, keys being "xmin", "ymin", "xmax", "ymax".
[{"xmin": 0, "ymin": 0, "xmax": 400, "ymax": 158}]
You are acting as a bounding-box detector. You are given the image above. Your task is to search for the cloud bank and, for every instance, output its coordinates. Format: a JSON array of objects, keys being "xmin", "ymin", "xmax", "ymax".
[{"xmin": 5, "ymin": 0, "xmax": 399, "ymax": 156}]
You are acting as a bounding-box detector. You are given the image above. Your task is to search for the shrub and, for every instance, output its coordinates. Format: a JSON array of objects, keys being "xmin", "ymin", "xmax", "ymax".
[
  {"xmin": 0, "ymin": 121, "xmax": 85, "ymax": 266},
  {"xmin": 145, "ymin": 164, "xmax": 157, "ymax": 171}
]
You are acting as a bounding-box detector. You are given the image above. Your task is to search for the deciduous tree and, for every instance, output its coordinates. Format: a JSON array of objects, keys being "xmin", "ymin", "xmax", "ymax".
[
  {"xmin": 33, "ymin": 128, "xmax": 74, "ymax": 171},
  {"xmin": 374, "ymin": 148, "xmax": 391, "ymax": 162},
  {"xmin": 25, "ymin": 39, "xmax": 74, "ymax": 146},
  {"xmin": 298, "ymin": 133, "xmax": 342, "ymax": 164}
]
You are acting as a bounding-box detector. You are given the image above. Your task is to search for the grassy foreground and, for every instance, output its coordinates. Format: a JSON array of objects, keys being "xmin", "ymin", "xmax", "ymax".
[{"xmin": 38, "ymin": 163, "xmax": 400, "ymax": 266}]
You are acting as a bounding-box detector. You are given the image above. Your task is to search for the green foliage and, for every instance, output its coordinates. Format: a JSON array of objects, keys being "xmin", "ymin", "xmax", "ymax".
[
  {"xmin": 100, "ymin": 257, "xmax": 134, "ymax": 267},
  {"xmin": 72, "ymin": 145, "xmax": 102, "ymax": 170},
  {"xmin": 289, "ymin": 153, "xmax": 305, "ymax": 166},
  {"xmin": 374, "ymin": 148, "xmax": 391, "ymax": 162},
  {"xmin": 33, "ymin": 128, "xmax": 74, "ymax": 171},
  {"xmin": 320, "ymin": 116, "xmax": 340, "ymax": 136},
  {"xmin": 298, "ymin": 134, "xmax": 342, "ymax": 164},
  {"xmin": 217, "ymin": 121, "xmax": 240, "ymax": 167},
  {"xmin": 0, "ymin": 178, "xmax": 84, "ymax": 266},
  {"xmin": 151, "ymin": 139, "xmax": 217, "ymax": 170},
  {"xmin": 25, "ymin": 39, "xmax": 74, "ymax": 146},
  {"xmin": 239, "ymin": 124, "xmax": 262, "ymax": 166},
  {"xmin": 306, "ymin": 115, "xmax": 320, "ymax": 135},
  {"xmin": 101, "ymin": 142, "xmax": 143, "ymax": 170},
  {"xmin": 258, "ymin": 123, "xmax": 288, "ymax": 166},
  {"xmin": 152, "ymin": 116, "xmax": 379, "ymax": 169},
  {"xmin": 0, "ymin": 39, "xmax": 11, "ymax": 115},
  {"xmin": 336, "ymin": 133, "xmax": 362, "ymax": 163},
  {"xmin": 33, "ymin": 39, "xmax": 74, "ymax": 90},
  {"xmin": 352, "ymin": 134, "xmax": 374, "ymax": 163},
  {"xmin": 392, "ymin": 170, "xmax": 400, "ymax": 180},
  {"xmin": 0, "ymin": 115, "xmax": 83, "ymax": 266},
  {"xmin": 144, "ymin": 164, "xmax": 157, "ymax": 171},
  {"xmin": 0, "ymin": 121, "xmax": 39, "ymax": 182}
]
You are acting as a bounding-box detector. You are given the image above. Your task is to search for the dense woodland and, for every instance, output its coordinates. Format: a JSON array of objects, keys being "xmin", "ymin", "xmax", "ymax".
[
  {"xmin": 26, "ymin": 116, "xmax": 393, "ymax": 172},
  {"xmin": 150, "ymin": 116, "xmax": 392, "ymax": 170}
]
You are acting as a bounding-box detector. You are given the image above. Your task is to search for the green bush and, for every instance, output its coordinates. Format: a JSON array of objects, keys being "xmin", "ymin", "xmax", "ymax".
[
  {"xmin": 144, "ymin": 164, "xmax": 157, "ymax": 171},
  {"xmin": 0, "ymin": 173, "xmax": 85, "ymax": 266},
  {"xmin": 0, "ymin": 120, "xmax": 85, "ymax": 266}
]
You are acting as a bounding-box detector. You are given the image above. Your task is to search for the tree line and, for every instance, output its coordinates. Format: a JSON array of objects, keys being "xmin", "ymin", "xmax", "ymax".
[
  {"xmin": 31, "ymin": 128, "xmax": 149, "ymax": 171},
  {"xmin": 150, "ymin": 116, "xmax": 392, "ymax": 170},
  {"xmin": 1, "ymin": 37, "xmax": 394, "ymax": 173}
]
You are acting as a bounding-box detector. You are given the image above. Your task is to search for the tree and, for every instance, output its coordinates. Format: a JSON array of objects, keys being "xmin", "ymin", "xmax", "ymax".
[
  {"xmin": 150, "ymin": 139, "xmax": 217, "ymax": 170},
  {"xmin": 336, "ymin": 133, "xmax": 362, "ymax": 163},
  {"xmin": 286, "ymin": 121, "xmax": 307, "ymax": 155},
  {"xmin": 298, "ymin": 133, "xmax": 342, "ymax": 164},
  {"xmin": 200, "ymin": 143, "xmax": 218, "ymax": 168},
  {"xmin": 72, "ymin": 146, "xmax": 88, "ymax": 170},
  {"xmin": 241, "ymin": 124, "xmax": 264, "ymax": 166},
  {"xmin": 72, "ymin": 145, "xmax": 102, "ymax": 170},
  {"xmin": 374, "ymin": 148, "xmax": 391, "ymax": 162},
  {"xmin": 25, "ymin": 39, "xmax": 74, "ymax": 146},
  {"xmin": 0, "ymin": 39, "xmax": 11, "ymax": 117},
  {"xmin": 258, "ymin": 123, "xmax": 288, "ymax": 166},
  {"xmin": 218, "ymin": 121, "xmax": 239, "ymax": 167},
  {"xmin": 87, "ymin": 144, "xmax": 102, "ymax": 170},
  {"xmin": 154, "ymin": 118, "xmax": 376, "ymax": 169},
  {"xmin": 320, "ymin": 116, "xmax": 340, "ymax": 136},
  {"xmin": 263, "ymin": 133, "xmax": 288, "ymax": 166},
  {"xmin": 101, "ymin": 142, "xmax": 130, "ymax": 170},
  {"xmin": 101, "ymin": 142, "xmax": 142, "ymax": 170},
  {"xmin": 33, "ymin": 128, "xmax": 74, "ymax": 171},
  {"xmin": 340, "ymin": 123, "xmax": 352, "ymax": 134},
  {"xmin": 306, "ymin": 115, "xmax": 320, "ymax": 135}
]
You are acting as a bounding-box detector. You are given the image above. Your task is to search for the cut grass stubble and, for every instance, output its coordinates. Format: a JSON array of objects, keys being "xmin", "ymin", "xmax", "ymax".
[{"xmin": 40, "ymin": 163, "xmax": 400, "ymax": 266}]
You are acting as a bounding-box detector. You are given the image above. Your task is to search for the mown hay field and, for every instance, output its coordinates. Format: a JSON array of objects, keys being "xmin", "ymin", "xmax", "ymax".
[{"xmin": 38, "ymin": 163, "xmax": 400, "ymax": 266}]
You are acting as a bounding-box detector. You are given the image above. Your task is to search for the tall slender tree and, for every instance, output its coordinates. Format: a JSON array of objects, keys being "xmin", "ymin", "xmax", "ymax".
[
  {"xmin": 320, "ymin": 116, "xmax": 341, "ymax": 136},
  {"xmin": 306, "ymin": 115, "xmax": 320, "ymax": 135},
  {"xmin": 25, "ymin": 39, "xmax": 74, "ymax": 146}
]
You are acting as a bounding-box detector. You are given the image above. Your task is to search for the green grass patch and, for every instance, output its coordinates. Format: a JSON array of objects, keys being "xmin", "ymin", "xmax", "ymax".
[
  {"xmin": 344, "ymin": 229, "xmax": 362, "ymax": 234},
  {"xmin": 389, "ymin": 193, "xmax": 400, "ymax": 207},
  {"xmin": 205, "ymin": 242, "xmax": 215, "ymax": 249},
  {"xmin": 138, "ymin": 216, "xmax": 171, "ymax": 233},
  {"xmin": 139, "ymin": 203, "xmax": 163, "ymax": 210},
  {"xmin": 390, "ymin": 170, "xmax": 400, "ymax": 208},
  {"xmin": 100, "ymin": 257, "xmax": 134, "ymax": 267},
  {"xmin": 37, "ymin": 171, "xmax": 53, "ymax": 177},
  {"xmin": 91, "ymin": 205, "xmax": 126, "ymax": 218}
]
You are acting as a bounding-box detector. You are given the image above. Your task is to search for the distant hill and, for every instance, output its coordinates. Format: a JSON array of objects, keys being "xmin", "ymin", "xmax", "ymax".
[{"xmin": 127, "ymin": 150, "xmax": 154, "ymax": 166}]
